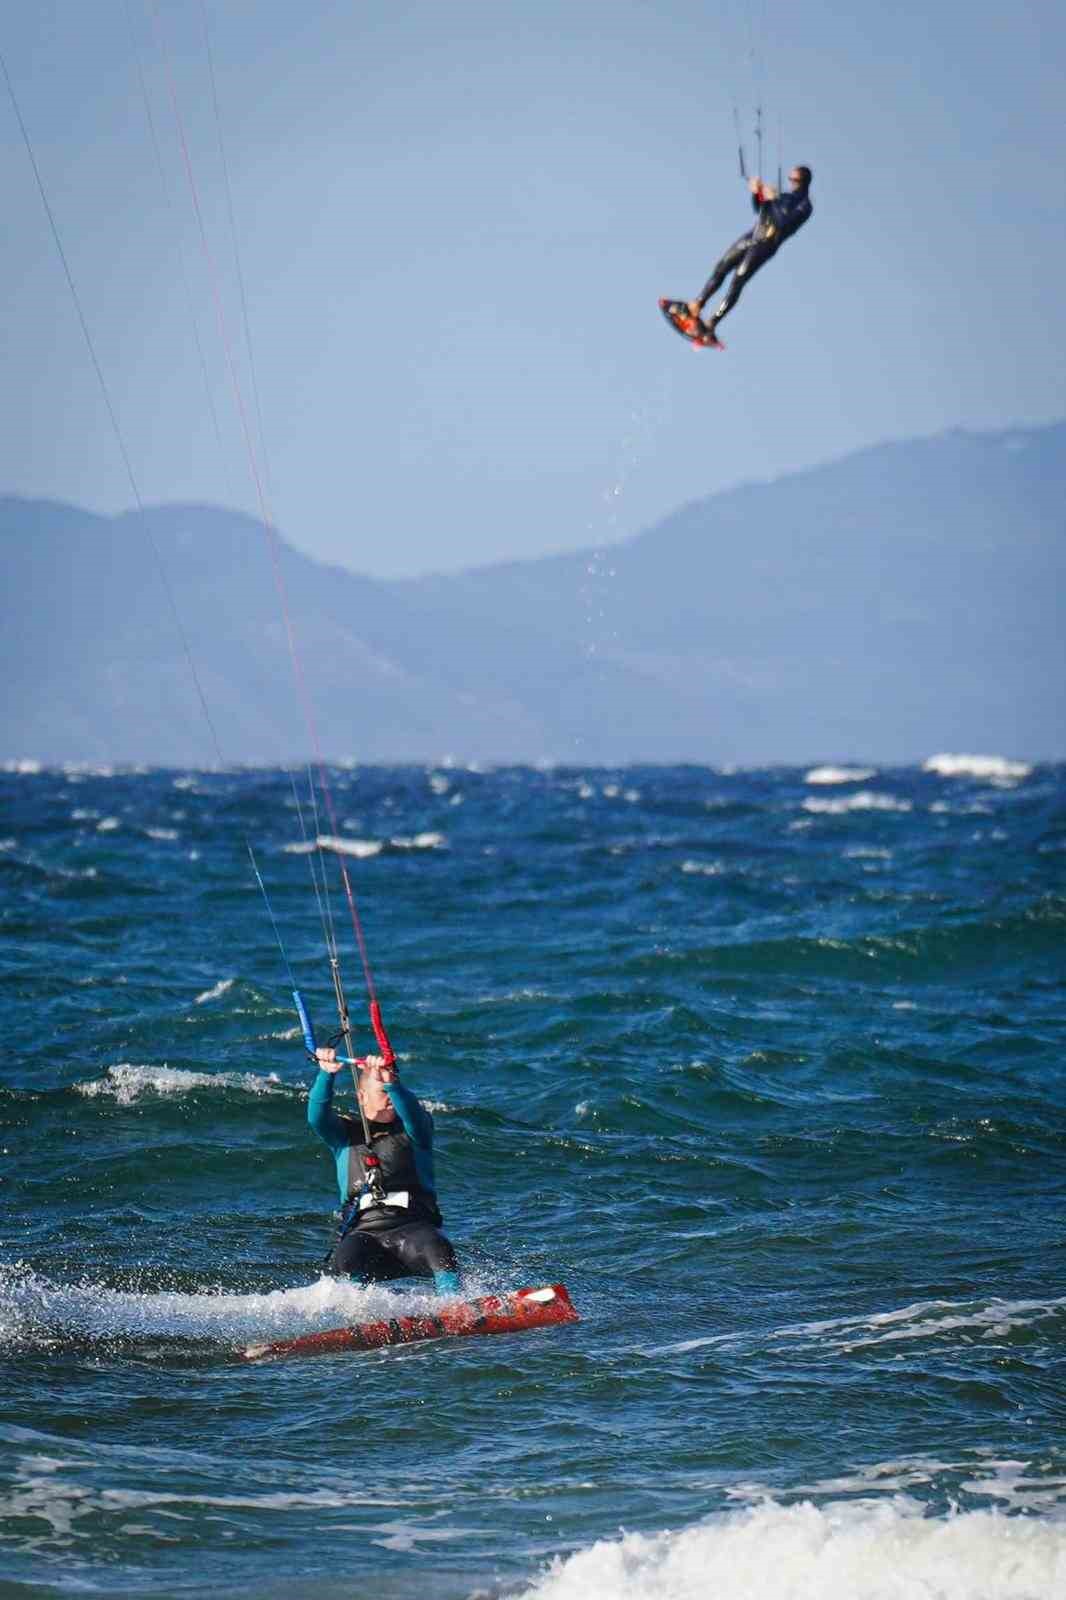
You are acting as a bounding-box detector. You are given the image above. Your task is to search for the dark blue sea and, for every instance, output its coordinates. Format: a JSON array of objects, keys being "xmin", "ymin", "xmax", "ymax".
[{"xmin": 2, "ymin": 757, "xmax": 1065, "ymax": 1599}]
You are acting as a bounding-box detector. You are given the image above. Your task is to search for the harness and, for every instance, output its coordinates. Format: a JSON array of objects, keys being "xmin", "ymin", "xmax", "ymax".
[
  {"xmin": 337, "ymin": 1129, "xmax": 394, "ymax": 1241},
  {"xmin": 333, "ymin": 1121, "xmax": 442, "ymax": 1250},
  {"xmin": 326, "ymin": 1133, "xmax": 391, "ymax": 1259}
]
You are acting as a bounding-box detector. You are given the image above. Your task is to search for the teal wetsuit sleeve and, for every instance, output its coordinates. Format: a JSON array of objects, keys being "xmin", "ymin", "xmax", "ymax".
[
  {"xmin": 385, "ymin": 1079, "xmax": 433, "ymax": 1147},
  {"xmin": 307, "ymin": 1070, "xmax": 353, "ymax": 1203},
  {"xmin": 307, "ymin": 1069, "xmax": 350, "ymax": 1151},
  {"xmin": 385, "ymin": 1079, "xmax": 437, "ymax": 1195}
]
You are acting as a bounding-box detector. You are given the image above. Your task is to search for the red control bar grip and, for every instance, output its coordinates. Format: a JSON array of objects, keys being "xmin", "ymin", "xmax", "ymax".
[{"xmin": 369, "ymin": 1001, "xmax": 396, "ymax": 1067}]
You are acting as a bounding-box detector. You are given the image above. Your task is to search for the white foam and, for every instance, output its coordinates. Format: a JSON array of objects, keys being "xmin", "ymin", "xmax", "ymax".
[
  {"xmin": 522, "ymin": 1499, "xmax": 1066, "ymax": 1600},
  {"xmin": 726, "ymin": 1458, "xmax": 1066, "ymax": 1521},
  {"xmin": 681, "ymin": 860, "xmax": 724, "ymax": 876},
  {"xmin": 194, "ymin": 977, "xmax": 235, "ymax": 1006},
  {"xmin": 315, "ymin": 835, "xmax": 383, "ymax": 859},
  {"xmin": 43, "ymin": 860, "xmax": 99, "ymax": 881},
  {"xmin": 0, "ymin": 1436, "xmax": 425, "ymax": 1543},
  {"xmin": 316, "ymin": 831, "xmax": 446, "ymax": 856},
  {"xmin": 75, "ymin": 1063, "xmax": 285, "ymax": 1106},
  {"xmin": 2, "ymin": 758, "xmax": 43, "ymax": 775},
  {"xmin": 639, "ymin": 1331, "xmax": 737, "ymax": 1357},
  {"xmin": 96, "ymin": 816, "xmax": 120, "ymax": 832},
  {"xmin": 803, "ymin": 792, "xmax": 912, "ymax": 815},
  {"xmin": 775, "ymin": 1294, "xmax": 1066, "ymax": 1354},
  {"xmin": 923, "ymin": 754, "xmax": 1032, "ymax": 781},
  {"xmin": 0, "ymin": 1264, "xmax": 485, "ymax": 1348},
  {"xmin": 145, "ymin": 826, "xmax": 179, "ymax": 841},
  {"xmin": 371, "ymin": 1520, "xmax": 467, "ymax": 1552},
  {"xmin": 805, "ymin": 766, "xmax": 877, "ymax": 785},
  {"xmin": 959, "ymin": 1461, "xmax": 1066, "ymax": 1517}
]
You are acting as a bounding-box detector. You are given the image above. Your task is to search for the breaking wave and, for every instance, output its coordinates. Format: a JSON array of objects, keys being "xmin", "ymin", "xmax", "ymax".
[
  {"xmin": 193, "ymin": 977, "xmax": 236, "ymax": 1005},
  {"xmin": 286, "ymin": 831, "xmax": 446, "ymax": 857},
  {"xmin": 522, "ymin": 1498, "xmax": 1066, "ymax": 1600},
  {"xmin": 74, "ymin": 1063, "xmax": 288, "ymax": 1105},
  {"xmin": 923, "ymin": 753, "xmax": 1032, "ymax": 781},
  {"xmin": 774, "ymin": 1293, "xmax": 1066, "ymax": 1355},
  {"xmin": 802, "ymin": 791, "xmax": 912, "ymax": 815},
  {"xmin": 805, "ymin": 765, "xmax": 877, "ymax": 785}
]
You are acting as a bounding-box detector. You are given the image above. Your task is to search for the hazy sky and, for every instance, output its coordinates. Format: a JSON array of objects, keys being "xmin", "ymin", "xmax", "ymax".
[{"xmin": 2, "ymin": 0, "xmax": 1064, "ymax": 577}]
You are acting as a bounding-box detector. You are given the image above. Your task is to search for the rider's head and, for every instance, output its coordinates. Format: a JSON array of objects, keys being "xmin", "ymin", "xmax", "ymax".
[
  {"xmin": 790, "ymin": 165, "xmax": 812, "ymax": 190},
  {"xmin": 357, "ymin": 1061, "xmax": 396, "ymax": 1124}
]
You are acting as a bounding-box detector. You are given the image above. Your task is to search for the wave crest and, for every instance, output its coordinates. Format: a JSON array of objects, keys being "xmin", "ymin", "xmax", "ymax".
[
  {"xmin": 803, "ymin": 791, "xmax": 912, "ymax": 815},
  {"xmin": 523, "ymin": 1498, "xmax": 1066, "ymax": 1599},
  {"xmin": 805, "ymin": 766, "xmax": 877, "ymax": 785},
  {"xmin": 924, "ymin": 754, "xmax": 1032, "ymax": 781},
  {"xmin": 75, "ymin": 1063, "xmax": 286, "ymax": 1105}
]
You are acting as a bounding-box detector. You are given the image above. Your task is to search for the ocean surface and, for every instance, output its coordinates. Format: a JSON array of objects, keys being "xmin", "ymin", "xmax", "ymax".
[{"xmin": 2, "ymin": 756, "xmax": 1064, "ymax": 1599}]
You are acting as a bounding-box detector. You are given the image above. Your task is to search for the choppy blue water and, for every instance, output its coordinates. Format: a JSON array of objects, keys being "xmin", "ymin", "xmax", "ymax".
[{"xmin": 2, "ymin": 758, "xmax": 1065, "ymax": 1599}]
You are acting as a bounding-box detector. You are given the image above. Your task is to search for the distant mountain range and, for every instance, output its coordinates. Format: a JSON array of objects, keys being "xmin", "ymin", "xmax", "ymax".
[{"xmin": 2, "ymin": 422, "xmax": 1063, "ymax": 766}]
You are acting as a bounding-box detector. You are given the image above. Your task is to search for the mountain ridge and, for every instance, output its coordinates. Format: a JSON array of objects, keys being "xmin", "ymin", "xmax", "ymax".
[{"xmin": 2, "ymin": 421, "xmax": 1063, "ymax": 765}]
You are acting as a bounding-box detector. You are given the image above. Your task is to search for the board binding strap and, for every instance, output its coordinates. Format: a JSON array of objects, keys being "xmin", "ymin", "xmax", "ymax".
[
  {"xmin": 658, "ymin": 297, "xmax": 724, "ymax": 349},
  {"xmin": 241, "ymin": 1283, "xmax": 580, "ymax": 1362}
]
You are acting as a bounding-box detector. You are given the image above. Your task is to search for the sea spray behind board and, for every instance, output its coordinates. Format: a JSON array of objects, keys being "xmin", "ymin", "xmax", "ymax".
[{"xmin": 1, "ymin": 759, "xmax": 1064, "ymax": 1599}]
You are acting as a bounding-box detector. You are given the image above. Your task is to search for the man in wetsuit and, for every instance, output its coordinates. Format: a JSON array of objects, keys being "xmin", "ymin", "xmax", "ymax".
[
  {"xmin": 689, "ymin": 165, "xmax": 813, "ymax": 344},
  {"xmin": 308, "ymin": 1048, "xmax": 461, "ymax": 1294}
]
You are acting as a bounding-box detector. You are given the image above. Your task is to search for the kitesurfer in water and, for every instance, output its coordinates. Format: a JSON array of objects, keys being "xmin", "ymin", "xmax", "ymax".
[
  {"xmin": 309, "ymin": 1049, "xmax": 461, "ymax": 1294},
  {"xmin": 688, "ymin": 165, "xmax": 813, "ymax": 344}
]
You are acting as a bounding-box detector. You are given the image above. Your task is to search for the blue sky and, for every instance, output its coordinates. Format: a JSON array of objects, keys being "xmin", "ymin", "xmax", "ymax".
[{"xmin": 2, "ymin": 0, "xmax": 1063, "ymax": 576}]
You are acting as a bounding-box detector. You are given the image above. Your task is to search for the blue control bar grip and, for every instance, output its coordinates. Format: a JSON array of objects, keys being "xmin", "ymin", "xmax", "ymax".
[{"xmin": 293, "ymin": 990, "xmax": 316, "ymax": 1056}]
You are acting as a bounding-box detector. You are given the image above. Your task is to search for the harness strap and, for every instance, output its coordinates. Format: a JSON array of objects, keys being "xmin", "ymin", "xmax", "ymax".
[{"xmin": 336, "ymin": 1179, "xmax": 370, "ymax": 1245}]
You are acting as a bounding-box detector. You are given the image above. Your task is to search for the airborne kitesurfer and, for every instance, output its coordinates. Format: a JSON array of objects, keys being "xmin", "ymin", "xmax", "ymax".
[
  {"xmin": 309, "ymin": 1049, "xmax": 461, "ymax": 1294},
  {"xmin": 687, "ymin": 165, "xmax": 813, "ymax": 344}
]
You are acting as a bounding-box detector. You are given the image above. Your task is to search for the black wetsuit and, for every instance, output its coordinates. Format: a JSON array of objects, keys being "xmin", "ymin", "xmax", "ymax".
[{"xmin": 699, "ymin": 183, "xmax": 812, "ymax": 327}]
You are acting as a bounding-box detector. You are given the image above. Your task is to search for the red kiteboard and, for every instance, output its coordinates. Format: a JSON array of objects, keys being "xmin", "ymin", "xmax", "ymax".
[
  {"xmin": 658, "ymin": 297, "xmax": 724, "ymax": 349},
  {"xmin": 241, "ymin": 1283, "xmax": 579, "ymax": 1362}
]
